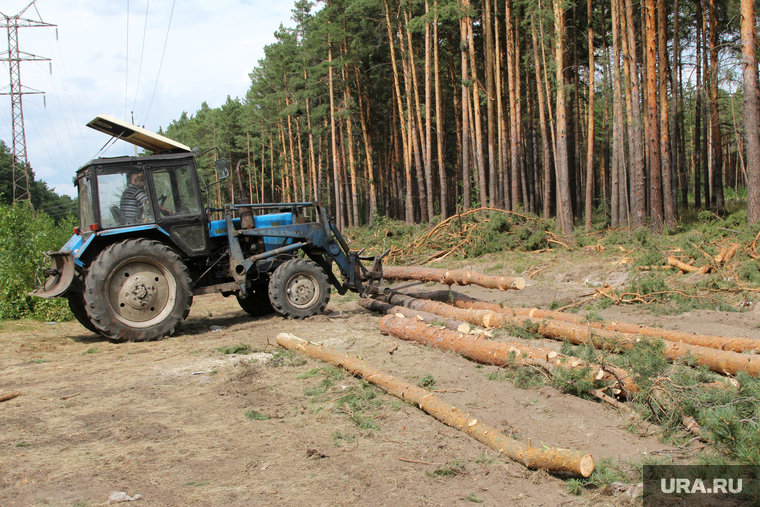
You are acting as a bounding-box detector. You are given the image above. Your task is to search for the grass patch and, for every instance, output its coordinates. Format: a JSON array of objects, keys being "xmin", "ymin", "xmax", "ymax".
[
  {"xmin": 270, "ymin": 348, "xmax": 307, "ymax": 367},
  {"xmin": 464, "ymin": 493, "xmax": 484, "ymax": 503},
  {"xmin": 245, "ymin": 410, "xmax": 269, "ymax": 421},
  {"xmin": 15, "ymin": 442, "xmax": 31, "ymax": 448},
  {"xmin": 417, "ymin": 374, "xmax": 436, "ymax": 389},
  {"xmin": 428, "ymin": 459, "xmax": 466, "ymax": 477},
  {"xmin": 26, "ymin": 358, "xmax": 48, "ymax": 364},
  {"xmin": 475, "ymin": 453, "xmax": 497, "ymax": 466},
  {"xmin": 486, "ymin": 365, "xmax": 547, "ymax": 390},
  {"xmin": 331, "ymin": 431, "xmax": 356, "ymax": 447},
  {"xmin": 217, "ymin": 344, "xmax": 252, "ymax": 354},
  {"xmin": 81, "ymin": 347, "xmax": 98, "ymax": 355},
  {"xmin": 297, "ymin": 366, "xmax": 391, "ymax": 431},
  {"xmin": 183, "ymin": 480, "xmax": 209, "ymax": 487}
]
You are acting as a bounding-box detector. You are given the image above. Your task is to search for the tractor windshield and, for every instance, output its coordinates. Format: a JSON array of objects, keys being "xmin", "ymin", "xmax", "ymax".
[{"xmin": 98, "ymin": 169, "xmax": 155, "ymax": 228}]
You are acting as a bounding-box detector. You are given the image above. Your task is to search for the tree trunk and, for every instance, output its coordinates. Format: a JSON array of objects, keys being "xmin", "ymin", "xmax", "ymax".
[
  {"xmin": 484, "ymin": 0, "xmax": 496, "ymax": 207},
  {"xmin": 404, "ymin": 11, "xmax": 430, "ymax": 222},
  {"xmin": 695, "ymin": 2, "xmax": 703, "ymax": 210},
  {"xmin": 464, "ymin": 2, "xmax": 487, "ymax": 207},
  {"xmin": 505, "ymin": 0, "xmax": 520, "ymax": 210},
  {"xmin": 304, "ymin": 70, "xmax": 318, "ymax": 202},
  {"xmin": 610, "ymin": 0, "xmax": 623, "ymax": 227},
  {"xmin": 355, "ymin": 66, "xmax": 377, "ymax": 222},
  {"xmin": 327, "ymin": 34, "xmax": 343, "ymax": 229},
  {"xmin": 707, "ymin": 0, "xmax": 724, "ymax": 212},
  {"xmin": 554, "ymin": 0, "xmax": 574, "ymax": 233},
  {"xmin": 671, "ymin": 1, "xmax": 688, "ymax": 209},
  {"xmin": 743, "ymin": 0, "xmax": 760, "ymax": 223},
  {"xmin": 459, "ymin": 15, "xmax": 471, "ymax": 211},
  {"xmin": 433, "ymin": 1, "xmax": 447, "ymax": 218},
  {"xmin": 658, "ymin": 0, "xmax": 676, "ymax": 229},
  {"xmin": 624, "ymin": 0, "xmax": 646, "ymax": 228},
  {"xmin": 585, "ymin": 0, "xmax": 595, "ymax": 231},
  {"xmin": 384, "ymin": 1, "xmax": 413, "ymax": 223},
  {"xmin": 424, "ymin": 1, "xmax": 435, "ymax": 217},
  {"xmin": 644, "ymin": 0, "xmax": 663, "ymax": 233},
  {"xmin": 532, "ymin": 21, "xmax": 553, "ymax": 220}
]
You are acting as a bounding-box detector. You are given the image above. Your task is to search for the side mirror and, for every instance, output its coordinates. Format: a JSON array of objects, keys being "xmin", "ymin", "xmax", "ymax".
[{"xmin": 215, "ymin": 159, "xmax": 230, "ymax": 180}]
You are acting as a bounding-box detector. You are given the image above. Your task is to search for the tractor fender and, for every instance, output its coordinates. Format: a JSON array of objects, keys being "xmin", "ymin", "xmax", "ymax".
[{"xmin": 75, "ymin": 225, "xmax": 173, "ymax": 265}]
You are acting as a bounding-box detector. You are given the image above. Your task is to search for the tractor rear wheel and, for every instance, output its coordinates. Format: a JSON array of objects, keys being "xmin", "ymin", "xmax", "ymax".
[
  {"xmin": 236, "ymin": 285, "xmax": 274, "ymax": 317},
  {"xmin": 268, "ymin": 258, "xmax": 330, "ymax": 319},
  {"xmin": 83, "ymin": 239, "xmax": 192, "ymax": 341}
]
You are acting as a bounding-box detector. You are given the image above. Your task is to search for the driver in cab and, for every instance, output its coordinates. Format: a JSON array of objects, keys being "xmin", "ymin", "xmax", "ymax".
[{"xmin": 121, "ymin": 172, "xmax": 173, "ymax": 224}]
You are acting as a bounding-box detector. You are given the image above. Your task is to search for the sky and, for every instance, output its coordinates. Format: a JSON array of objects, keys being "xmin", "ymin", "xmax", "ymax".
[{"xmin": 0, "ymin": 0, "xmax": 298, "ymax": 199}]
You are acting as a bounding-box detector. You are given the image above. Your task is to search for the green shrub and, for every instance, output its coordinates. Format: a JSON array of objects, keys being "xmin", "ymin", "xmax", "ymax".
[{"xmin": 0, "ymin": 203, "xmax": 75, "ymax": 321}]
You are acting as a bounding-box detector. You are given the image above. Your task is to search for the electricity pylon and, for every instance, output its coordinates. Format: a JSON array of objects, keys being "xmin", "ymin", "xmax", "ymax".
[{"xmin": 0, "ymin": 1, "xmax": 55, "ymax": 206}]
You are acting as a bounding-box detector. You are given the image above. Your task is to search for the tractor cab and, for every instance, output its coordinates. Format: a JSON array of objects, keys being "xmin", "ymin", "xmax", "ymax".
[{"xmin": 75, "ymin": 115, "xmax": 212, "ymax": 258}]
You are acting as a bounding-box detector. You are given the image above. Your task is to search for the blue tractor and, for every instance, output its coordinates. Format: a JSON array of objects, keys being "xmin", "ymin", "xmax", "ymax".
[{"xmin": 33, "ymin": 115, "xmax": 385, "ymax": 341}]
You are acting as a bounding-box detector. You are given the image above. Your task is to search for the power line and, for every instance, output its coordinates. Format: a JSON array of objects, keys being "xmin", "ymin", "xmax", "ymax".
[
  {"xmin": 124, "ymin": 0, "xmax": 130, "ymax": 124},
  {"xmin": 131, "ymin": 0, "xmax": 150, "ymax": 114},
  {"xmin": 143, "ymin": 0, "xmax": 176, "ymax": 123}
]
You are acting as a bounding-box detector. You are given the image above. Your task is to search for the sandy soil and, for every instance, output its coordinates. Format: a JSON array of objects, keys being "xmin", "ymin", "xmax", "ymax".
[{"xmin": 1, "ymin": 253, "xmax": 758, "ymax": 507}]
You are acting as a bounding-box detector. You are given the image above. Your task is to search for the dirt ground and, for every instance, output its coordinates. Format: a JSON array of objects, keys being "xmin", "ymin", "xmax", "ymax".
[{"xmin": 2, "ymin": 253, "xmax": 759, "ymax": 507}]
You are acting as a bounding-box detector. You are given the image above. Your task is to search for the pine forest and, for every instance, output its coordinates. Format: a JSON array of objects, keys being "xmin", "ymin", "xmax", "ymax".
[{"xmin": 161, "ymin": 0, "xmax": 760, "ymax": 232}]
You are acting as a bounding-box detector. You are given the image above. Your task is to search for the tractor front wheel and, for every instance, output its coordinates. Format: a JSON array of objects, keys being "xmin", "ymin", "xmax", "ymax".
[
  {"xmin": 84, "ymin": 239, "xmax": 192, "ymax": 341},
  {"xmin": 268, "ymin": 258, "xmax": 330, "ymax": 319},
  {"xmin": 236, "ymin": 284, "xmax": 274, "ymax": 317}
]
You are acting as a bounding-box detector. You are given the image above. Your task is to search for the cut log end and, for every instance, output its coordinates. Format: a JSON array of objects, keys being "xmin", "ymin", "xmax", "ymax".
[
  {"xmin": 511, "ymin": 277, "xmax": 527, "ymax": 290},
  {"xmin": 579, "ymin": 454, "xmax": 595, "ymax": 477}
]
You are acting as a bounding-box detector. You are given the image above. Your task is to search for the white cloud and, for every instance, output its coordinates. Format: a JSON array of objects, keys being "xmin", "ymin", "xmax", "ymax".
[{"xmin": 0, "ymin": 0, "xmax": 296, "ymax": 198}]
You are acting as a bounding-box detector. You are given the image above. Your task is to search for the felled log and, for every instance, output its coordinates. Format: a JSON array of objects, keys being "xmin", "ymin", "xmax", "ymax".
[
  {"xmin": 358, "ymin": 298, "xmax": 472, "ymax": 334},
  {"xmin": 276, "ymin": 333, "xmax": 595, "ymax": 477},
  {"xmin": 383, "ymin": 265, "xmax": 526, "ymax": 291},
  {"xmin": 388, "ymin": 292, "xmax": 760, "ymax": 377},
  {"xmin": 723, "ymin": 243, "xmax": 741, "ymax": 263},
  {"xmin": 377, "ymin": 315, "xmax": 638, "ymax": 395},
  {"xmin": 714, "ymin": 247, "xmax": 729, "ymax": 264},
  {"xmin": 667, "ymin": 257, "xmax": 700, "ymax": 273},
  {"xmin": 411, "ymin": 291, "xmax": 760, "ymax": 354},
  {"xmin": 0, "ymin": 391, "xmax": 21, "ymax": 402}
]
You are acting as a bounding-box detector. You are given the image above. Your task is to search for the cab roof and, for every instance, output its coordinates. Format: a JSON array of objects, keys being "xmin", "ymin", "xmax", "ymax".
[{"xmin": 87, "ymin": 114, "xmax": 192, "ymax": 153}]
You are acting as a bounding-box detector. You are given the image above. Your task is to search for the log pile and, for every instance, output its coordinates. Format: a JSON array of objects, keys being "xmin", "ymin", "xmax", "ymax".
[
  {"xmin": 407, "ymin": 290, "xmax": 760, "ymax": 354},
  {"xmin": 377, "ymin": 290, "xmax": 760, "ymax": 378},
  {"xmin": 376, "ymin": 314, "xmax": 639, "ymax": 396},
  {"xmin": 276, "ymin": 333, "xmax": 595, "ymax": 477}
]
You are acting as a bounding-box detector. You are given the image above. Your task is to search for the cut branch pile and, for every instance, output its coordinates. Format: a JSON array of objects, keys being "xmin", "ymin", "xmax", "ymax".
[
  {"xmin": 276, "ymin": 332, "xmax": 595, "ymax": 477},
  {"xmin": 379, "ymin": 208, "xmax": 561, "ymax": 264}
]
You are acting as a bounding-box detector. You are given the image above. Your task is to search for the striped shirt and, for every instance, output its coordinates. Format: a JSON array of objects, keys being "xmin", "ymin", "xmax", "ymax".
[{"xmin": 120, "ymin": 183, "xmax": 149, "ymax": 223}]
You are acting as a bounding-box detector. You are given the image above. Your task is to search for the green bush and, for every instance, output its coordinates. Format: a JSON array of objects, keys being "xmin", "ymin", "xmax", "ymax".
[{"xmin": 0, "ymin": 203, "xmax": 75, "ymax": 321}]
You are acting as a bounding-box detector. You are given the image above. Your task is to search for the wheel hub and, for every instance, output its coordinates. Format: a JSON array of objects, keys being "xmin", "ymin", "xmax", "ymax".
[
  {"xmin": 287, "ymin": 275, "xmax": 318, "ymax": 309},
  {"xmin": 122, "ymin": 275, "xmax": 158, "ymax": 309},
  {"xmin": 108, "ymin": 260, "xmax": 175, "ymax": 325}
]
